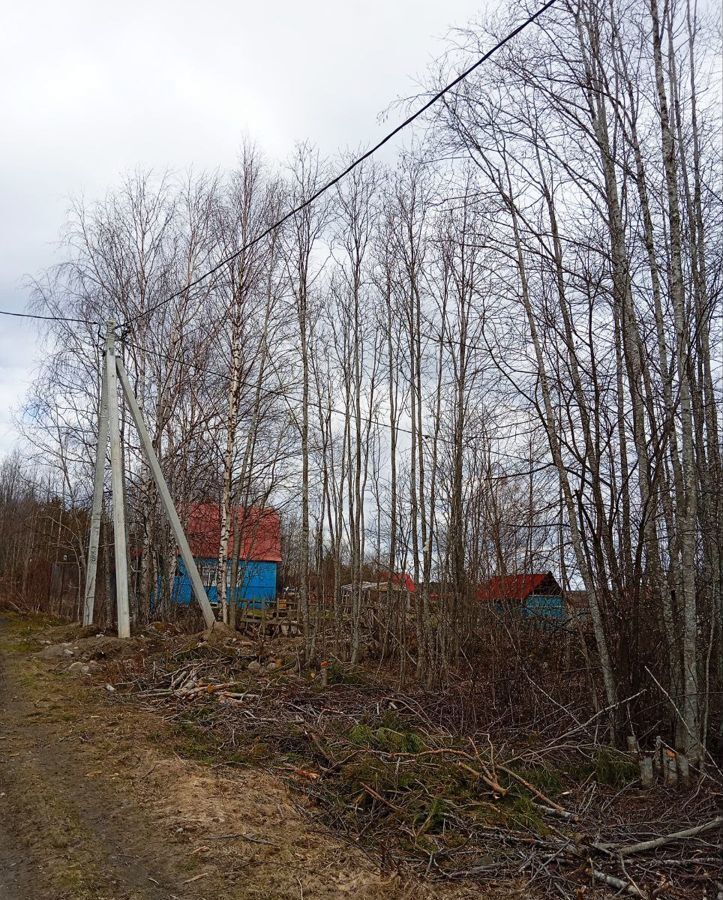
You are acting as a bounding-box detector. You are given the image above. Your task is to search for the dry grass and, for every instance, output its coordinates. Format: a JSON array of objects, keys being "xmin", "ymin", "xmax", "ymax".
[{"xmin": 45, "ymin": 618, "xmax": 719, "ymax": 899}]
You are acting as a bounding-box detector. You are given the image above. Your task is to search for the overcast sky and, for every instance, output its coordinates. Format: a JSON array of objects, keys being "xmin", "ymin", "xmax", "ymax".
[{"xmin": 0, "ymin": 0, "xmax": 492, "ymax": 456}]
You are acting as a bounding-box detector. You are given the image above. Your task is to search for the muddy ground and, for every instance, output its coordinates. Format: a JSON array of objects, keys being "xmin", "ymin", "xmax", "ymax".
[{"xmin": 0, "ymin": 615, "xmax": 524, "ymax": 900}]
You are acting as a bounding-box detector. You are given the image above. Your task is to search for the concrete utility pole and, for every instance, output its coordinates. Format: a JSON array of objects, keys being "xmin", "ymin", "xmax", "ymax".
[
  {"xmin": 82, "ymin": 342, "xmax": 109, "ymax": 627},
  {"xmin": 115, "ymin": 356, "xmax": 217, "ymax": 631},
  {"xmin": 83, "ymin": 322, "xmax": 217, "ymax": 635},
  {"xmin": 106, "ymin": 322, "xmax": 131, "ymax": 638}
]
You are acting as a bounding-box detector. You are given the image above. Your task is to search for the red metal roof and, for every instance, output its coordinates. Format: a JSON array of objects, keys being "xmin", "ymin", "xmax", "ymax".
[
  {"xmin": 184, "ymin": 504, "xmax": 281, "ymax": 563},
  {"xmin": 384, "ymin": 572, "xmax": 416, "ymax": 593},
  {"xmin": 476, "ymin": 572, "xmax": 553, "ymax": 602}
]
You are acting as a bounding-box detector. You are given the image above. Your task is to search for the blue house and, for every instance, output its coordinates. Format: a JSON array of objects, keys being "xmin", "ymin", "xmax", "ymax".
[
  {"xmin": 476, "ymin": 571, "xmax": 565, "ymax": 621},
  {"xmin": 172, "ymin": 504, "xmax": 281, "ymax": 610}
]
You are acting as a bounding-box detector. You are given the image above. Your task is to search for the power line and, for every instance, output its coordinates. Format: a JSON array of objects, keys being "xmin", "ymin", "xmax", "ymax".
[
  {"xmin": 123, "ymin": 0, "xmax": 558, "ymax": 328},
  {"xmin": 0, "ymin": 308, "xmax": 100, "ymax": 325}
]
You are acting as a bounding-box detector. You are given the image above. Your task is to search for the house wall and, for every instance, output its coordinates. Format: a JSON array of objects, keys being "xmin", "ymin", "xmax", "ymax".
[
  {"xmin": 173, "ymin": 557, "xmax": 277, "ymax": 609},
  {"xmin": 524, "ymin": 594, "xmax": 565, "ymax": 620},
  {"xmin": 486, "ymin": 596, "xmax": 565, "ymax": 621}
]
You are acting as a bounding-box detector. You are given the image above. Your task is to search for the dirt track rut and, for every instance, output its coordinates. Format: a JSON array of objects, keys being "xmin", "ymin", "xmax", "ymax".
[{"xmin": 0, "ymin": 616, "xmax": 484, "ymax": 900}]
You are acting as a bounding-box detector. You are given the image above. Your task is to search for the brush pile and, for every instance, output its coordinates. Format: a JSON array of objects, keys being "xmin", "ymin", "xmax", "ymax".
[{"xmin": 106, "ymin": 638, "xmax": 721, "ymax": 898}]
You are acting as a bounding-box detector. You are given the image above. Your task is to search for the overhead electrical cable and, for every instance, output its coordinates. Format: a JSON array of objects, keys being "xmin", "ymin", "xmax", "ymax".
[
  {"xmin": 122, "ymin": 0, "xmax": 557, "ymax": 328},
  {"xmin": 0, "ymin": 308, "xmax": 100, "ymax": 325},
  {"xmin": 4, "ymin": 3, "xmax": 557, "ymax": 331}
]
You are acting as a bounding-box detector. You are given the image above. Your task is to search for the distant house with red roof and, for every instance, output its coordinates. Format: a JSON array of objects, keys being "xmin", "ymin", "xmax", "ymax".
[
  {"xmin": 377, "ymin": 572, "xmax": 415, "ymax": 593},
  {"xmin": 476, "ymin": 571, "xmax": 564, "ymax": 621},
  {"xmin": 173, "ymin": 504, "xmax": 281, "ymax": 609}
]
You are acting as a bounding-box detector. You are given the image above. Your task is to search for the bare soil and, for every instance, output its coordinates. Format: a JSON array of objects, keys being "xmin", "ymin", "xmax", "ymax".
[{"xmin": 0, "ymin": 615, "xmax": 515, "ymax": 899}]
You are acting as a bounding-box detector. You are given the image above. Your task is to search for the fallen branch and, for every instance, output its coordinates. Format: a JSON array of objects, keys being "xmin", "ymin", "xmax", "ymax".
[
  {"xmin": 533, "ymin": 802, "xmax": 578, "ymax": 821},
  {"xmin": 360, "ymin": 782, "xmax": 405, "ymax": 814},
  {"xmin": 180, "ymin": 681, "xmax": 239, "ymax": 698},
  {"xmin": 587, "ymin": 866, "xmax": 643, "ymax": 896},
  {"xmin": 497, "ymin": 764, "xmax": 565, "ymax": 813},
  {"xmin": 457, "ymin": 761, "xmax": 508, "ymax": 796},
  {"xmin": 181, "ymin": 872, "xmax": 209, "ymax": 885},
  {"xmin": 283, "ymin": 765, "xmax": 320, "ymax": 781},
  {"xmin": 306, "ymin": 730, "xmax": 339, "ymax": 768},
  {"xmin": 617, "ymin": 816, "xmax": 722, "ymax": 857}
]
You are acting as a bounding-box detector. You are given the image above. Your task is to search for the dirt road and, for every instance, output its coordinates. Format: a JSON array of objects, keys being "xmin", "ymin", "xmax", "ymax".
[{"xmin": 1, "ymin": 616, "xmax": 499, "ymax": 900}]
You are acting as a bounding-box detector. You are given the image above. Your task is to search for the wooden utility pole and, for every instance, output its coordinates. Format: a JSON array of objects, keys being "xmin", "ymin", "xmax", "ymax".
[
  {"xmin": 106, "ymin": 322, "xmax": 131, "ymax": 638},
  {"xmin": 82, "ymin": 343, "xmax": 109, "ymax": 627},
  {"xmin": 115, "ymin": 356, "xmax": 217, "ymax": 631}
]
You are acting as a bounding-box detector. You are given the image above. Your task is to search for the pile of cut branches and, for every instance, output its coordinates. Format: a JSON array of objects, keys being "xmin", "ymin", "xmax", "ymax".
[{"xmin": 110, "ymin": 640, "xmax": 721, "ymax": 898}]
